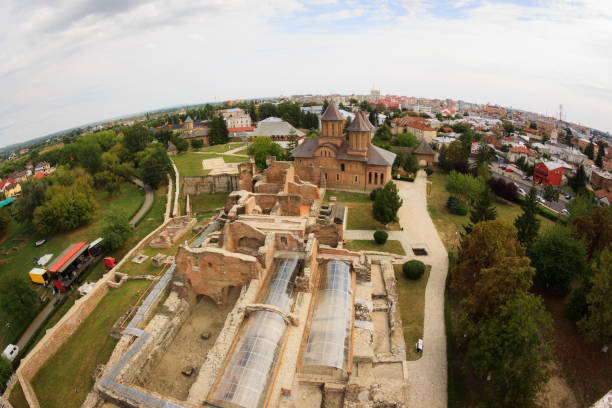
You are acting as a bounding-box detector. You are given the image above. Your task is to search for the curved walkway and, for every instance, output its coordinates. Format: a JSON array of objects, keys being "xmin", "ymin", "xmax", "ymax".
[
  {"xmin": 395, "ymin": 171, "xmax": 448, "ymax": 407},
  {"xmin": 130, "ymin": 178, "xmax": 154, "ymax": 226}
]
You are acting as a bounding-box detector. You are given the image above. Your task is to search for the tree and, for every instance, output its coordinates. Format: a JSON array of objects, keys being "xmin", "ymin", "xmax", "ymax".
[
  {"xmin": 373, "ymin": 181, "xmax": 402, "ymax": 224},
  {"xmin": 567, "ymin": 192, "xmax": 596, "ymax": 219},
  {"xmin": 474, "ymin": 145, "xmax": 494, "ymax": 167},
  {"xmin": 154, "ymin": 129, "xmax": 173, "ymax": 147},
  {"xmin": 373, "ymin": 230, "xmax": 388, "ymax": 244},
  {"xmin": 571, "ymin": 206, "xmax": 612, "ymax": 259},
  {"xmin": 75, "ymin": 140, "xmax": 103, "ymax": 174},
  {"xmin": 171, "ymin": 135, "xmax": 188, "ymax": 152},
  {"xmin": 464, "ymin": 293, "xmax": 552, "ymax": 407},
  {"xmin": 595, "ymin": 143, "xmax": 604, "ymax": 168},
  {"xmin": 529, "ymin": 225, "xmax": 587, "ymax": 294},
  {"xmin": 569, "ymin": 165, "xmax": 587, "ymax": 193},
  {"xmin": 122, "ymin": 124, "xmax": 152, "ymax": 153},
  {"xmin": 465, "ymin": 186, "xmax": 496, "ymax": 232},
  {"xmin": 515, "ymin": 186, "xmax": 540, "ymax": 247},
  {"xmin": 542, "ymin": 184, "xmax": 559, "ymax": 202},
  {"xmin": 578, "ymin": 249, "xmax": 612, "ymax": 344},
  {"xmin": 438, "ymin": 144, "xmax": 451, "ymax": 172},
  {"xmin": 402, "ymin": 154, "xmax": 419, "ymax": 175},
  {"xmin": 445, "ymin": 171, "xmax": 485, "ymax": 205},
  {"xmin": 453, "ymin": 220, "xmax": 526, "ymax": 294},
  {"xmin": 584, "ymin": 140, "xmax": 595, "ymax": 160},
  {"xmin": 209, "ymin": 116, "xmax": 229, "ymax": 145},
  {"xmin": 13, "ymin": 178, "xmax": 49, "ymax": 225},
  {"xmin": 502, "ymin": 121, "xmax": 515, "ymax": 135},
  {"xmin": 190, "ymin": 139, "xmax": 204, "ymax": 149},
  {"xmin": 374, "ymin": 123, "xmax": 392, "ymax": 141},
  {"xmin": 246, "ymin": 137, "xmax": 288, "ymax": 169},
  {"xmin": 395, "ymin": 132, "xmax": 417, "ymax": 147},
  {"xmin": 33, "ymin": 181, "xmax": 97, "ymax": 235},
  {"xmin": 0, "ymin": 356, "xmax": 12, "ymax": 393},
  {"xmin": 321, "ymin": 99, "xmax": 329, "ymax": 113},
  {"xmin": 403, "ymin": 260, "xmax": 425, "ymax": 280},
  {"xmin": 139, "ymin": 145, "xmax": 171, "ymax": 189},
  {"xmin": 0, "ymin": 277, "xmax": 39, "ymax": 324},
  {"xmin": 101, "ymin": 213, "xmax": 132, "ymax": 251},
  {"xmin": 368, "ymin": 110, "xmax": 378, "ymax": 126},
  {"xmin": 529, "ymin": 121, "xmax": 538, "ymax": 130},
  {"xmin": 0, "ymin": 208, "xmax": 10, "ymax": 235},
  {"xmin": 447, "ymin": 140, "xmax": 469, "ymax": 173}
]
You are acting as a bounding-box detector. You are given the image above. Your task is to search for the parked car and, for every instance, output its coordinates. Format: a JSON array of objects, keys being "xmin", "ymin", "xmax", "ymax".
[
  {"xmin": 537, "ymin": 196, "xmax": 546, "ymax": 204},
  {"xmin": 561, "ymin": 209, "xmax": 569, "ymax": 215},
  {"xmin": 518, "ymin": 187, "xmax": 526, "ymax": 196},
  {"xmin": 523, "ymin": 175, "xmax": 530, "ymax": 180},
  {"xmin": 504, "ymin": 168, "xmax": 514, "ymax": 172},
  {"xmin": 565, "ymin": 194, "xmax": 572, "ymax": 200}
]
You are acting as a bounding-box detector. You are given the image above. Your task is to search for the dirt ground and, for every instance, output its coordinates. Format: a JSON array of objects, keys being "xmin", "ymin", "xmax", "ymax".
[
  {"xmin": 372, "ymin": 311, "xmax": 391, "ymax": 354},
  {"xmin": 539, "ymin": 290, "xmax": 612, "ymax": 406},
  {"xmin": 537, "ymin": 362, "xmax": 578, "ymax": 408},
  {"xmin": 142, "ymin": 286, "xmax": 242, "ymax": 400}
]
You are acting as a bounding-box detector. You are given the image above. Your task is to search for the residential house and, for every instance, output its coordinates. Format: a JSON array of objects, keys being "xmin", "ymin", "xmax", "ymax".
[
  {"xmin": 35, "ymin": 161, "xmax": 51, "ymax": 174},
  {"xmin": 507, "ymin": 146, "xmax": 537, "ymax": 163},
  {"xmin": 533, "ymin": 161, "xmax": 563, "ymax": 186},
  {"xmin": 221, "ymin": 108, "xmax": 252, "ymax": 129},
  {"xmin": 590, "ymin": 170, "xmax": 612, "ymax": 190},
  {"xmin": 0, "ymin": 179, "xmax": 21, "ymax": 198}
]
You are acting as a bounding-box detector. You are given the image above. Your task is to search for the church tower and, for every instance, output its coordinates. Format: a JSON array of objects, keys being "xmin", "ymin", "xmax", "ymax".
[
  {"xmin": 319, "ymin": 104, "xmax": 345, "ymax": 147},
  {"xmin": 346, "ymin": 111, "xmax": 373, "ymax": 156}
]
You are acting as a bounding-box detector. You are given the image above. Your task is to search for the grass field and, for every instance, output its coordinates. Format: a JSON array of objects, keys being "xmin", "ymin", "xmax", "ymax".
[
  {"xmin": 39, "ymin": 143, "xmax": 64, "ymax": 154},
  {"xmin": 0, "ymin": 182, "xmax": 145, "ymax": 349},
  {"xmin": 30, "ymin": 280, "xmax": 150, "ymax": 408},
  {"xmin": 324, "ymin": 190, "xmax": 370, "ymax": 203},
  {"xmin": 346, "ymin": 204, "xmax": 401, "ymax": 231},
  {"xmin": 394, "ymin": 264, "xmax": 430, "ymax": 360},
  {"xmin": 343, "ymin": 239, "xmax": 406, "ymax": 255},
  {"xmin": 427, "ymin": 172, "xmax": 555, "ymax": 250},
  {"xmin": 191, "ymin": 193, "xmax": 228, "ymax": 215},
  {"xmin": 196, "ymin": 142, "xmax": 245, "ymax": 153}
]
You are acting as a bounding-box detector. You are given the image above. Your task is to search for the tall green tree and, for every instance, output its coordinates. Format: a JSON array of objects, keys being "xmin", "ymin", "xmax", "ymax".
[
  {"xmin": 595, "ymin": 142, "xmax": 604, "ymax": 168},
  {"xmin": 529, "ymin": 225, "xmax": 587, "ymax": 294},
  {"xmin": 402, "ymin": 154, "xmax": 419, "ymax": 174},
  {"xmin": 515, "ymin": 186, "xmax": 540, "ymax": 247},
  {"xmin": 0, "ymin": 356, "xmax": 12, "ymax": 393},
  {"xmin": 578, "ymin": 249, "xmax": 612, "ymax": 344},
  {"xmin": 0, "ymin": 277, "xmax": 39, "ymax": 324},
  {"xmin": 246, "ymin": 136, "xmax": 288, "ymax": 169},
  {"xmin": 122, "ymin": 124, "xmax": 153, "ymax": 153},
  {"xmin": 13, "ymin": 178, "xmax": 49, "ymax": 225},
  {"xmin": 468, "ymin": 186, "xmax": 497, "ymax": 226},
  {"xmin": 374, "ymin": 123, "xmax": 392, "ymax": 141},
  {"xmin": 542, "ymin": 184, "xmax": 559, "ymax": 202},
  {"xmin": 102, "ymin": 213, "xmax": 132, "ymax": 251},
  {"xmin": 209, "ymin": 116, "xmax": 229, "ymax": 145},
  {"xmin": 438, "ymin": 144, "xmax": 451, "ymax": 172},
  {"xmin": 464, "ymin": 293, "xmax": 552, "ymax": 407},
  {"xmin": 584, "ymin": 140, "xmax": 595, "ymax": 160},
  {"xmin": 373, "ymin": 181, "xmax": 403, "ymax": 224},
  {"xmin": 445, "ymin": 170, "xmax": 485, "ymax": 205},
  {"xmin": 569, "ymin": 165, "xmax": 587, "ymax": 193},
  {"xmin": 567, "ymin": 192, "xmax": 596, "ymax": 219},
  {"xmin": 138, "ymin": 145, "xmax": 171, "ymax": 189},
  {"xmin": 571, "ymin": 206, "xmax": 612, "ymax": 259}
]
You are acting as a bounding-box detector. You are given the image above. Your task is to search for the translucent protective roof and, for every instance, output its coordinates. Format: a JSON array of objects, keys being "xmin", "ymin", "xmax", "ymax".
[
  {"xmin": 303, "ymin": 260, "xmax": 352, "ymax": 370},
  {"xmin": 211, "ymin": 258, "xmax": 300, "ymax": 408}
]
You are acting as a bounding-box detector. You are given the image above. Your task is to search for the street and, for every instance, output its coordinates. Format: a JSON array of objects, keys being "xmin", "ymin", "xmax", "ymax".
[{"xmin": 490, "ymin": 162, "xmax": 569, "ymax": 214}]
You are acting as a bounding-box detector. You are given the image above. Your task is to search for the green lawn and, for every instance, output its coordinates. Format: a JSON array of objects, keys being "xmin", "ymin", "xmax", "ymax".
[
  {"xmin": 394, "ymin": 265, "xmax": 430, "ymax": 360},
  {"xmin": 196, "ymin": 142, "xmax": 245, "ymax": 153},
  {"xmin": 324, "ymin": 190, "xmax": 370, "ymax": 203},
  {"xmin": 30, "ymin": 280, "xmax": 150, "ymax": 408},
  {"xmin": 344, "ymin": 239, "xmax": 406, "ymax": 255},
  {"xmin": 427, "ymin": 172, "xmax": 555, "ymax": 250},
  {"xmin": 191, "ymin": 193, "xmax": 228, "ymax": 215},
  {"xmin": 8, "ymin": 381, "xmax": 28, "ymax": 408},
  {"xmin": 232, "ymin": 147, "xmax": 248, "ymax": 155},
  {"xmin": 346, "ymin": 204, "xmax": 401, "ymax": 231},
  {"xmin": 221, "ymin": 154, "xmax": 249, "ymax": 163},
  {"xmin": 0, "ymin": 182, "xmax": 145, "ymax": 349}
]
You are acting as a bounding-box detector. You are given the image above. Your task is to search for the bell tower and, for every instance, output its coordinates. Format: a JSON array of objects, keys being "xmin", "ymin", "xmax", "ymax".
[
  {"xmin": 346, "ymin": 111, "xmax": 373, "ymax": 156},
  {"xmin": 319, "ymin": 104, "xmax": 345, "ymax": 146}
]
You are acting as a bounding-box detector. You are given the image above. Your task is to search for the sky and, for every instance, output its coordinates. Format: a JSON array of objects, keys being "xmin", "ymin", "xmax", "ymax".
[{"xmin": 1, "ymin": 0, "xmax": 611, "ymax": 147}]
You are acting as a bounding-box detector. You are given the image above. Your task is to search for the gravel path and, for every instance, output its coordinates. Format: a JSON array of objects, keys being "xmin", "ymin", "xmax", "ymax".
[
  {"xmin": 130, "ymin": 178, "xmax": 154, "ymax": 226},
  {"xmin": 395, "ymin": 171, "xmax": 449, "ymax": 407}
]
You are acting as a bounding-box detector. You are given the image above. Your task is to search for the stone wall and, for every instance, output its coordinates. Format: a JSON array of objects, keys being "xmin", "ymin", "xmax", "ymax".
[
  {"xmin": 175, "ymin": 246, "xmax": 263, "ymax": 305},
  {"xmin": 182, "ymin": 174, "xmax": 239, "ymax": 197}
]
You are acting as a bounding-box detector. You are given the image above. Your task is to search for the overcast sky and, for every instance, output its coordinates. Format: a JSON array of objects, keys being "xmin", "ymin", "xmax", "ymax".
[{"xmin": 1, "ymin": 0, "xmax": 611, "ymax": 147}]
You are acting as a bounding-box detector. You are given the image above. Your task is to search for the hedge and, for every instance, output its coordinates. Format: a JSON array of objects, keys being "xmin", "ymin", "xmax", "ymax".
[
  {"xmin": 373, "ymin": 230, "xmax": 388, "ymax": 244},
  {"xmin": 403, "ymin": 260, "xmax": 425, "ymax": 280}
]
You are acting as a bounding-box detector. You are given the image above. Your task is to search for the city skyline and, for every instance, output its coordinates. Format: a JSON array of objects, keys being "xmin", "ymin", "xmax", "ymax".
[{"xmin": 1, "ymin": 0, "xmax": 611, "ymax": 145}]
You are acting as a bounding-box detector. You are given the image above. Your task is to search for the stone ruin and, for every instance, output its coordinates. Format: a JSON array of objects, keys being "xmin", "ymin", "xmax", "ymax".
[{"xmin": 149, "ymin": 216, "xmax": 197, "ymax": 248}]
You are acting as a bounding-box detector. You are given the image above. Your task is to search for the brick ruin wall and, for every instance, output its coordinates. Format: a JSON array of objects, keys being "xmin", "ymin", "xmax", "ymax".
[{"xmin": 182, "ymin": 174, "xmax": 239, "ymax": 197}]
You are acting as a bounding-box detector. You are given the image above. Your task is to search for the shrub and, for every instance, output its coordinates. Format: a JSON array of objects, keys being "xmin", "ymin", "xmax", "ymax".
[
  {"xmin": 190, "ymin": 139, "xmax": 204, "ymax": 149},
  {"xmin": 373, "ymin": 230, "xmax": 388, "ymax": 244},
  {"xmin": 455, "ymin": 203, "xmax": 468, "ymax": 216},
  {"xmin": 398, "ymin": 175, "xmax": 414, "ymax": 182},
  {"xmin": 403, "ymin": 260, "xmax": 425, "ymax": 280},
  {"xmin": 425, "ymin": 167, "xmax": 433, "ymax": 176},
  {"xmin": 446, "ymin": 196, "xmax": 458, "ymax": 213},
  {"xmin": 370, "ymin": 188, "xmax": 381, "ymax": 201}
]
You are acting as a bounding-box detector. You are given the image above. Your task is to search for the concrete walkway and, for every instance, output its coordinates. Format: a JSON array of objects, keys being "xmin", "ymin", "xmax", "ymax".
[
  {"xmin": 130, "ymin": 178, "xmax": 154, "ymax": 226},
  {"xmin": 16, "ymin": 295, "xmax": 59, "ymax": 350},
  {"xmin": 343, "ymin": 172, "xmax": 448, "ymax": 405},
  {"xmin": 394, "ymin": 171, "xmax": 448, "ymax": 407}
]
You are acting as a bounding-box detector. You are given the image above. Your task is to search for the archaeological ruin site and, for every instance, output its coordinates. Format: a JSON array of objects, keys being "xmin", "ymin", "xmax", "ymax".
[{"xmin": 61, "ymin": 158, "xmax": 408, "ymax": 408}]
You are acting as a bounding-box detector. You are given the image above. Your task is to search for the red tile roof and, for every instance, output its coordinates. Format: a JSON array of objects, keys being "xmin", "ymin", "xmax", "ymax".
[
  {"xmin": 509, "ymin": 146, "xmax": 537, "ymax": 157},
  {"xmin": 227, "ymin": 126, "xmax": 255, "ymax": 132}
]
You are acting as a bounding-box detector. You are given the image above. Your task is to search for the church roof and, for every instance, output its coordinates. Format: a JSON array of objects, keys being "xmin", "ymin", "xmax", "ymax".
[
  {"xmin": 412, "ymin": 140, "xmax": 435, "ymax": 156},
  {"xmin": 320, "ymin": 104, "xmax": 344, "ymax": 121},
  {"xmin": 184, "ymin": 116, "xmax": 193, "ymax": 123},
  {"xmin": 346, "ymin": 111, "xmax": 373, "ymax": 132},
  {"xmin": 292, "ymin": 138, "xmax": 396, "ymax": 166}
]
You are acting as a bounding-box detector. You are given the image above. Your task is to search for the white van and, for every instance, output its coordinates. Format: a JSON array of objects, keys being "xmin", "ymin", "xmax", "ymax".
[{"xmin": 2, "ymin": 344, "xmax": 19, "ymax": 362}]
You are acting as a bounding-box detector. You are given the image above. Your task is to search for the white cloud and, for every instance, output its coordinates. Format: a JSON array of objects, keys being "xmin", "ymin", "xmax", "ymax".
[{"xmin": 0, "ymin": 0, "xmax": 611, "ymax": 145}]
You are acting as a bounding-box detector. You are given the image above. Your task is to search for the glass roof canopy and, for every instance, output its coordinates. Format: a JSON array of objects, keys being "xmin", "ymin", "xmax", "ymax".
[
  {"xmin": 212, "ymin": 258, "xmax": 299, "ymax": 408},
  {"xmin": 303, "ymin": 260, "xmax": 352, "ymax": 370}
]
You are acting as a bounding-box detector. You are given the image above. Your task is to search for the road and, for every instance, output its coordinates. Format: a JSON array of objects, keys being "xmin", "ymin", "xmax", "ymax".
[
  {"xmin": 16, "ymin": 294, "xmax": 59, "ymax": 350},
  {"xmin": 490, "ymin": 162, "xmax": 569, "ymax": 213},
  {"xmin": 130, "ymin": 178, "xmax": 154, "ymax": 226}
]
